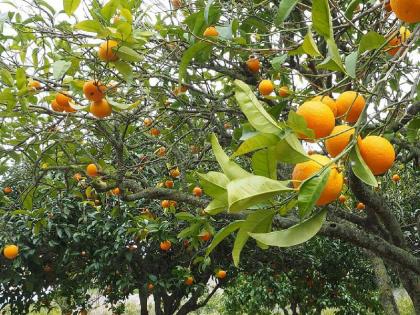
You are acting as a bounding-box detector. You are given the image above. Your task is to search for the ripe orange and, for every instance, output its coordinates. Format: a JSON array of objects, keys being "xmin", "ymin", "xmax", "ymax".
[
  {"xmin": 156, "ymin": 146, "xmax": 166, "ymax": 157},
  {"xmin": 203, "ymin": 26, "xmax": 219, "ymax": 37},
  {"xmin": 73, "ymin": 173, "xmax": 82, "ymax": 181},
  {"xmin": 278, "ymin": 86, "xmax": 290, "ymax": 97},
  {"xmin": 392, "ymin": 174, "xmax": 400, "ymax": 182},
  {"xmin": 144, "ymin": 117, "xmax": 153, "ymax": 127},
  {"xmin": 171, "ymin": 0, "xmax": 182, "ymax": 9},
  {"xmin": 160, "ymin": 240, "xmax": 171, "ymax": 251},
  {"xmin": 83, "ymin": 81, "xmax": 106, "ymax": 102},
  {"xmin": 312, "ymin": 95, "xmax": 337, "ymax": 117},
  {"xmin": 384, "ymin": 1, "xmax": 392, "ymax": 12},
  {"xmin": 296, "ymin": 101, "xmax": 335, "ymax": 139},
  {"xmin": 216, "ymin": 270, "xmax": 227, "ymax": 279},
  {"xmin": 112, "ymin": 187, "xmax": 121, "ymax": 196},
  {"xmin": 170, "ymin": 200, "xmax": 177, "ymax": 207},
  {"xmin": 150, "ymin": 128, "xmax": 160, "ymax": 136},
  {"xmin": 184, "ymin": 276, "xmax": 194, "ymax": 285},
  {"xmin": 161, "ymin": 200, "xmax": 170, "ymax": 208},
  {"xmin": 335, "ymin": 91, "xmax": 365, "ymax": 123},
  {"xmin": 192, "ymin": 186, "xmax": 202, "ymax": 197},
  {"xmin": 246, "ymin": 57, "xmax": 260, "ymax": 73},
  {"xmin": 199, "ymin": 231, "xmax": 212, "ymax": 241},
  {"xmin": 390, "ymin": 0, "xmax": 420, "ymax": 23},
  {"xmin": 386, "ymin": 27, "xmax": 411, "ymax": 56},
  {"xmin": 56, "ymin": 93, "xmax": 76, "ymax": 113},
  {"xmin": 90, "ymin": 99, "xmax": 112, "ymax": 118},
  {"xmin": 147, "ymin": 283, "xmax": 154, "ymax": 290},
  {"xmin": 86, "ymin": 164, "xmax": 98, "ymax": 177},
  {"xmin": 258, "ymin": 80, "xmax": 274, "ymax": 96},
  {"xmin": 98, "ymin": 40, "xmax": 119, "ymax": 62},
  {"xmin": 325, "ymin": 125, "xmax": 359, "ymax": 157},
  {"xmin": 338, "ymin": 195, "xmax": 347, "ymax": 204},
  {"xmin": 169, "ymin": 167, "xmax": 180, "ymax": 178},
  {"xmin": 358, "ymin": 136, "xmax": 395, "ymax": 175},
  {"xmin": 165, "ymin": 180, "xmax": 174, "ymax": 188},
  {"xmin": 51, "ymin": 100, "xmax": 64, "ymax": 112},
  {"xmin": 28, "ymin": 80, "xmax": 41, "ymax": 90},
  {"xmin": 3, "ymin": 244, "xmax": 19, "ymax": 260},
  {"xmin": 292, "ymin": 154, "xmax": 344, "ymax": 205},
  {"xmin": 3, "ymin": 186, "xmax": 12, "ymax": 194},
  {"xmin": 356, "ymin": 202, "xmax": 365, "ymax": 210}
]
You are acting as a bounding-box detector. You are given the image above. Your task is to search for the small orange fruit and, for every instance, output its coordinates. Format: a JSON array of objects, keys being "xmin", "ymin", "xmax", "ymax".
[
  {"xmin": 147, "ymin": 283, "xmax": 154, "ymax": 290},
  {"xmin": 390, "ymin": 0, "xmax": 420, "ymax": 23},
  {"xmin": 258, "ymin": 80, "xmax": 274, "ymax": 96},
  {"xmin": 83, "ymin": 80, "xmax": 106, "ymax": 102},
  {"xmin": 73, "ymin": 173, "xmax": 82, "ymax": 181},
  {"xmin": 144, "ymin": 117, "xmax": 153, "ymax": 127},
  {"xmin": 169, "ymin": 167, "xmax": 180, "ymax": 178},
  {"xmin": 392, "ymin": 174, "xmax": 400, "ymax": 182},
  {"xmin": 55, "ymin": 93, "xmax": 76, "ymax": 113},
  {"xmin": 199, "ymin": 231, "xmax": 212, "ymax": 241},
  {"xmin": 356, "ymin": 202, "xmax": 365, "ymax": 210},
  {"xmin": 3, "ymin": 186, "xmax": 12, "ymax": 194},
  {"xmin": 170, "ymin": 200, "xmax": 177, "ymax": 207},
  {"xmin": 296, "ymin": 101, "xmax": 335, "ymax": 139},
  {"xmin": 184, "ymin": 276, "xmax": 194, "ymax": 285},
  {"xmin": 292, "ymin": 154, "xmax": 344, "ymax": 205},
  {"xmin": 216, "ymin": 270, "xmax": 227, "ymax": 279},
  {"xmin": 165, "ymin": 180, "xmax": 174, "ymax": 188},
  {"xmin": 86, "ymin": 164, "xmax": 98, "ymax": 177},
  {"xmin": 171, "ymin": 0, "xmax": 182, "ymax": 9},
  {"xmin": 358, "ymin": 136, "xmax": 395, "ymax": 175},
  {"xmin": 338, "ymin": 195, "xmax": 347, "ymax": 204},
  {"xmin": 156, "ymin": 146, "xmax": 166, "ymax": 157},
  {"xmin": 3, "ymin": 244, "xmax": 19, "ymax": 260},
  {"xmin": 325, "ymin": 125, "xmax": 359, "ymax": 157},
  {"xmin": 278, "ymin": 86, "xmax": 290, "ymax": 97},
  {"xmin": 90, "ymin": 99, "xmax": 112, "ymax": 118},
  {"xmin": 28, "ymin": 80, "xmax": 41, "ymax": 90},
  {"xmin": 98, "ymin": 40, "xmax": 119, "ymax": 62},
  {"xmin": 203, "ymin": 26, "xmax": 219, "ymax": 37},
  {"xmin": 150, "ymin": 128, "xmax": 160, "ymax": 136},
  {"xmin": 111, "ymin": 187, "xmax": 121, "ymax": 196},
  {"xmin": 51, "ymin": 100, "xmax": 64, "ymax": 112},
  {"xmin": 192, "ymin": 186, "xmax": 202, "ymax": 197},
  {"xmin": 160, "ymin": 240, "xmax": 171, "ymax": 251},
  {"xmin": 246, "ymin": 57, "xmax": 260, "ymax": 73},
  {"xmin": 312, "ymin": 95, "xmax": 337, "ymax": 117},
  {"xmin": 386, "ymin": 27, "xmax": 411, "ymax": 56},
  {"xmin": 161, "ymin": 200, "xmax": 170, "ymax": 208},
  {"xmin": 335, "ymin": 91, "xmax": 365, "ymax": 123}
]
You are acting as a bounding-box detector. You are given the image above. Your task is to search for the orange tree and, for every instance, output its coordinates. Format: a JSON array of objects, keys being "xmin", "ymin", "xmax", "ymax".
[{"xmin": 0, "ymin": 0, "xmax": 419, "ymax": 313}]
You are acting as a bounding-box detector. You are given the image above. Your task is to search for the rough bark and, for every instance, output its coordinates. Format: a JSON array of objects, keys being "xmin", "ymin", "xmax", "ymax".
[
  {"xmin": 397, "ymin": 270, "xmax": 420, "ymax": 314},
  {"xmin": 139, "ymin": 289, "xmax": 149, "ymax": 315}
]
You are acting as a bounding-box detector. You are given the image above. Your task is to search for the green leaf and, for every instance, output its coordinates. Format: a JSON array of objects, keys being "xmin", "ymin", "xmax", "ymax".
[
  {"xmin": 53, "ymin": 60, "xmax": 72, "ymax": 80},
  {"xmin": 358, "ymin": 31, "xmax": 387, "ymax": 54},
  {"xmin": 325, "ymin": 38, "xmax": 345, "ymax": 73},
  {"xmin": 345, "ymin": 51, "xmax": 358, "ymax": 78},
  {"xmin": 205, "ymin": 220, "xmax": 244, "ymax": 256},
  {"xmin": 349, "ymin": 145, "xmax": 378, "ymax": 187},
  {"xmin": 233, "ymin": 209, "xmax": 276, "ymax": 266},
  {"xmin": 249, "ymin": 208, "xmax": 327, "ymax": 247},
  {"xmin": 234, "ymin": 80, "xmax": 282, "ymax": 134},
  {"xmin": 204, "ymin": 199, "xmax": 228, "ymax": 215},
  {"xmin": 406, "ymin": 117, "xmax": 420, "ymax": 143},
  {"xmin": 298, "ymin": 167, "xmax": 331, "ymax": 217},
  {"xmin": 270, "ymin": 54, "xmax": 288, "ymax": 71},
  {"xmin": 204, "ymin": 0, "xmax": 215, "ymax": 24},
  {"xmin": 15, "ymin": 68, "xmax": 27, "ymax": 90},
  {"xmin": 232, "ymin": 132, "xmax": 280, "ymax": 157},
  {"xmin": 175, "ymin": 212, "xmax": 196, "ymax": 222},
  {"xmin": 197, "ymin": 171, "xmax": 229, "ymax": 199},
  {"xmin": 116, "ymin": 46, "xmax": 142, "ymax": 62},
  {"xmin": 107, "ymin": 98, "xmax": 140, "ymax": 110},
  {"xmin": 252, "ymin": 148, "xmax": 277, "ymax": 180},
  {"xmin": 227, "ymin": 175, "xmax": 292, "ymax": 212},
  {"xmin": 312, "ymin": 0, "xmax": 332, "ymax": 39},
  {"xmin": 274, "ymin": 133, "xmax": 309, "ymax": 164},
  {"xmin": 0, "ymin": 69, "xmax": 14, "ymax": 86},
  {"xmin": 179, "ymin": 41, "xmax": 212, "ymax": 84},
  {"xmin": 101, "ymin": 0, "xmax": 120, "ymax": 21},
  {"xmin": 74, "ymin": 20, "xmax": 105, "ymax": 33},
  {"xmin": 21, "ymin": 186, "xmax": 36, "ymax": 210},
  {"xmin": 344, "ymin": 0, "xmax": 361, "ymax": 19},
  {"xmin": 113, "ymin": 61, "xmax": 133, "ymax": 83},
  {"xmin": 210, "ymin": 134, "xmax": 250, "ymax": 180},
  {"xmin": 275, "ymin": 0, "xmax": 301, "ymax": 25},
  {"xmin": 63, "ymin": 0, "xmax": 81, "ymax": 15},
  {"xmin": 288, "ymin": 29, "xmax": 322, "ymax": 57},
  {"xmin": 287, "ymin": 111, "xmax": 315, "ymax": 138}
]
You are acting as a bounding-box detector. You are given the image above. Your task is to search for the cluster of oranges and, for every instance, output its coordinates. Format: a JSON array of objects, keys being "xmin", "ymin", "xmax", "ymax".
[{"xmin": 288, "ymin": 92, "xmax": 395, "ymax": 206}]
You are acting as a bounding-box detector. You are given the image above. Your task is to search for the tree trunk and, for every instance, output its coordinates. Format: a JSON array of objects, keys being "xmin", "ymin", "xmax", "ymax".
[
  {"xmin": 153, "ymin": 293, "xmax": 163, "ymax": 315},
  {"xmin": 398, "ymin": 270, "xmax": 420, "ymax": 314},
  {"xmin": 367, "ymin": 252, "xmax": 400, "ymax": 315},
  {"xmin": 290, "ymin": 301, "xmax": 298, "ymax": 315},
  {"xmin": 139, "ymin": 288, "xmax": 149, "ymax": 315}
]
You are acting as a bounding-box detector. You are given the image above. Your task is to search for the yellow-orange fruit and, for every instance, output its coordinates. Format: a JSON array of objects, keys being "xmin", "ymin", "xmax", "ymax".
[
  {"xmin": 199, "ymin": 231, "xmax": 212, "ymax": 241},
  {"xmin": 3, "ymin": 187, "xmax": 12, "ymax": 194},
  {"xmin": 28, "ymin": 80, "xmax": 41, "ymax": 90},
  {"xmin": 246, "ymin": 57, "xmax": 260, "ymax": 73},
  {"xmin": 216, "ymin": 270, "xmax": 227, "ymax": 279},
  {"xmin": 356, "ymin": 202, "xmax": 365, "ymax": 210},
  {"xmin": 160, "ymin": 240, "xmax": 171, "ymax": 251},
  {"xmin": 86, "ymin": 164, "xmax": 98, "ymax": 177},
  {"xmin": 258, "ymin": 80, "xmax": 274, "ymax": 96},
  {"xmin": 392, "ymin": 174, "xmax": 400, "ymax": 182},
  {"xmin": 156, "ymin": 146, "xmax": 166, "ymax": 157},
  {"xmin": 90, "ymin": 99, "xmax": 112, "ymax": 118},
  {"xmin": 338, "ymin": 195, "xmax": 347, "ymax": 204},
  {"xmin": 161, "ymin": 200, "xmax": 170, "ymax": 208},
  {"xmin": 386, "ymin": 27, "xmax": 411, "ymax": 56},
  {"xmin": 292, "ymin": 154, "xmax": 344, "ymax": 206},
  {"xmin": 335, "ymin": 91, "xmax": 366, "ymax": 123},
  {"xmin": 278, "ymin": 86, "xmax": 290, "ymax": 97},
  {"xmin": 325, "ymin": 125, "xmax": 358, "ymax": 157},
  {"xmin": 165, "ymin": 180, "xmax": 174, "ymax": 188},
  {"xmin": 312, "ymin": 95, "xmax": 337, "ymax": 117},
  {"xmin": 192, "ymin": 186, "xmax": 202, "ymax": 197},
  {"xmin": 203, "ymin": 26, "xmax": 219, "ymax": 37},
  {"xmin": 296, "ymin": 101, "xmax": 335, "ymax": 139},
  {"xmin": 98, "ymin": 40, "xmax": 119, "ymax": 62},
  {"xmin": 111, "ymin": 187, "xmax": 121, "ymax": 196},
  {"xmin": 147, "ymin": 283, "xmax": 154, "ymax": 290},
  {"xmin": 358, "ymin": 136, "xmax": 395, "ymax": 175},
  {"xmin": 51, "ymin": 100, "xmax": 64, "ymax": 112},
  {"xmin": 73, "ymin": 173, "xmax": 82, "ymax": 181},
  {"xmin": 184, "ymin": 276, "xmax": 194, "ymax": 285},
  {"xmin": 55, "ymin": 93, "xmax": 76, "ymax": 113},
  {"xmin": 144, "ymin": 117, "xmax": 153, "ymax": 127},
  {"xmin": 169, "ymin": 167, "xmax": 180, "ymax": 178},
  {"xmin": 83, "ymin": 81, "xmax": 106, "ymax": 102},
  {"xmin": 150, "ymin": 128, "xmax": 160, "ymax": 136},
  {"xmin": 390, "ymin": 0, "xmax": 420, "ymax": 23},
  {"xmin": 3, "ymin": 245, "xmax": 19, "ymax": 260}
]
